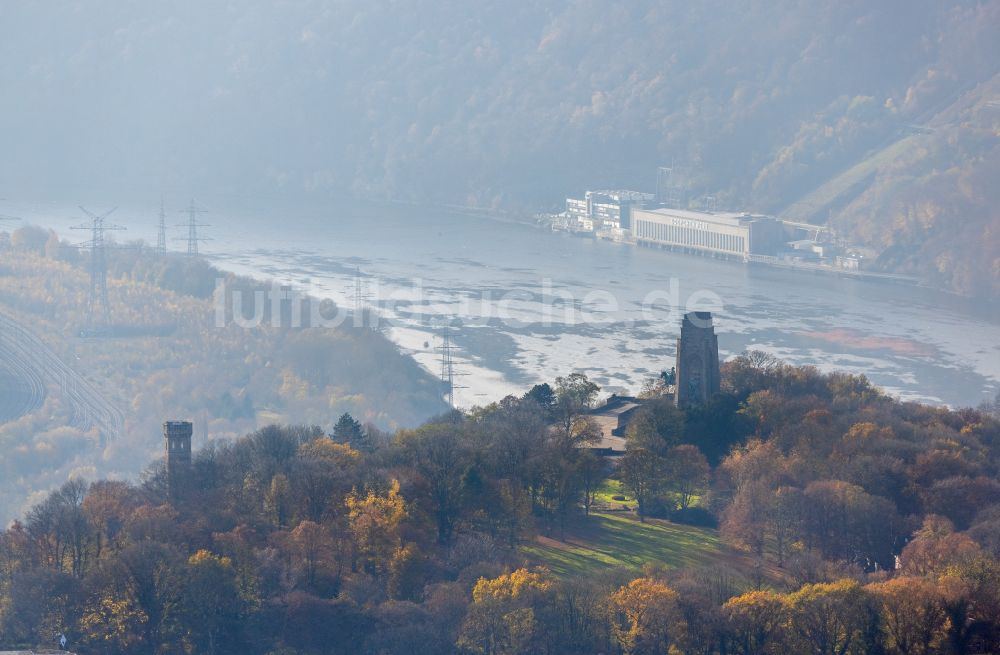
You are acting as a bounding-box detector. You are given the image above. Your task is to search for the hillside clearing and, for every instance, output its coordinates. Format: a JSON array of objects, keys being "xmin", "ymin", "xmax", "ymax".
[
  {"xmin": 780, "ymin": 134, "xmax": 920, "ymax": 223},
  {"xmin": 521, "ymin": 511, "xmax": 782, "ymax": 582}
]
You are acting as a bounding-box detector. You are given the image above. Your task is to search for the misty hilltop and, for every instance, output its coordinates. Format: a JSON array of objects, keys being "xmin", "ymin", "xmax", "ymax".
[{"xmin": 2, "ymin": 1, "xmax": 999, "ymax": 298}]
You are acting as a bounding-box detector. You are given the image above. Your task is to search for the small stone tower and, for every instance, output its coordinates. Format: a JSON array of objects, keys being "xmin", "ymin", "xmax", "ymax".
[
  {"xmin": 164, "ymin": 420, "xmax": 193, "ymax": 499},
  {"xmin": 674, "ymin": 311, "xmax": 721, "ymax": 407}
]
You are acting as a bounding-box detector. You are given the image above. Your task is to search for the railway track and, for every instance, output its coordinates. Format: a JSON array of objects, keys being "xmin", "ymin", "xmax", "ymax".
[
  {"xmin": 0, "ymin": 310, "xmax": 123, "ymax": 442},
  {"xmin": 0, "ymin": 362, "xmax": 45, "ymax": 422}
]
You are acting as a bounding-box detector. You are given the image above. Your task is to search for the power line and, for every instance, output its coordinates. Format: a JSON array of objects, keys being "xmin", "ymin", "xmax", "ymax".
[
  {"xmin": 436, "ymin": 322, "xmax": 468, "ymax": 407},
  {"xmin": 656, "ymin": 161, "xmax": 690, "ymax": 209},
  {"xmin": 70, "ymin": 206, "xmax": 126, "ymax": 332},
  {"xmin": 156, "ymin": 197, "xmax": 167, "ymax": 256},
  {"xmin": 175, "ymin": 199, "xmax": 211, "ymax": 256},
  {"xmin": 354, "ymin": 266, "xmax": 367, "ymax": 322},
  {"xmin": 352, "ymin": 265, "xmax": 380, "ymax": 330}
]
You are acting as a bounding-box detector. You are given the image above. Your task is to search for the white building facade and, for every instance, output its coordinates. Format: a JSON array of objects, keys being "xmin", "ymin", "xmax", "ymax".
[{"xmin": 631, "ymin": 207, "xmax": 783, "ymax": 258}]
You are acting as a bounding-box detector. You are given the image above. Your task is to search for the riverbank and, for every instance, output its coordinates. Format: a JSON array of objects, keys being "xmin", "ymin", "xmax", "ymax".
[{"xmin": 5, "ymin": 196, "xmax": 999, "ymax": 409}]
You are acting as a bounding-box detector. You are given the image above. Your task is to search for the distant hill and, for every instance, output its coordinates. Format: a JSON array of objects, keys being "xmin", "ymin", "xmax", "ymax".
[
  {"xmin": 1, "ymin": 1, "xmax": 998, "ymax": 297},
  {"xmin": 0, "ymin": 233, "xmax": 448, "ymax": 523}
]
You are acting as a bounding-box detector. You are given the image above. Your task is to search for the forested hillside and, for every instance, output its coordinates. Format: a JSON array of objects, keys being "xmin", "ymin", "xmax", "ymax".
[
  {"xmin": 0, "ymin": 226, "xmax": 448, "ymax": 524},
  {"xmin": 2, "ymin": 359, "xmax": 999, "ymax": 654},
  {"xmin": 2, "ymin": 1, "xmax": 998, "ymax": 298}
]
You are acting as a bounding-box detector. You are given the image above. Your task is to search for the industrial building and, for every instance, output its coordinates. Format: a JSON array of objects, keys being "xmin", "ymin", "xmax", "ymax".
[
  {"xmin": 565, "ymin": 197, "xmax": 589, "ymax": 222},
  {"xmin": 563, "ymin": 189, "xmax": 654, "ymax": 232},
  {"xmin": 631, "ymin": 207, "xmax": 784, "ymax": 259},
  {"xmin": 586, "ymin": 189, "xmax": 654, "ymax": 229}
]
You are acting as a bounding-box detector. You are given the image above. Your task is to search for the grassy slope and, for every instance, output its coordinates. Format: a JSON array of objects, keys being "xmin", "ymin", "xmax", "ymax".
[
  {"xmin": 592, "ymin": 478, "xmax": 634, "ymax": 508},
  {"xmin": 523, "ymin": 479, "xmax": 775, "ymax": 581},
  {"xmin": 779, "ymin": 134, "xmax": 920, "ymax": 224},
  {"xmin": 522, "ymin": 512, "xmax": 725, "ymax": 578}
]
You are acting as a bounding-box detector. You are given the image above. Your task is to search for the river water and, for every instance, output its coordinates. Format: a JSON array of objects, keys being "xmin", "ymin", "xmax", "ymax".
[{"xmin": 12, "ymin": 198, "xmax": 1000, "ymax": 410}]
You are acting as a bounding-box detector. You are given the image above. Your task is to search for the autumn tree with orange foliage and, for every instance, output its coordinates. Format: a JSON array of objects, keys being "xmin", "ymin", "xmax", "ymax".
[{"xmin": 608, "ymin": 577, "xmax": 684, "ymax": 655}]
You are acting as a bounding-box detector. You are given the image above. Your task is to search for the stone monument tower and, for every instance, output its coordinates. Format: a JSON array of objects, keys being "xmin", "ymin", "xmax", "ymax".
[
  {"xmin": 674, "ymin": 311, "xmax": 721, "ymax": 407},
  {"xmin": 164, "ymin": 420, "xmax": 193, "ymax": 500}
]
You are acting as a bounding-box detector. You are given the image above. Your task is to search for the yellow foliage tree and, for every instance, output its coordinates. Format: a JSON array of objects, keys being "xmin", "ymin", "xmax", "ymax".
[
  {"xmin": 783, "ymin": 579, "xmax": 879, "ymax": 655},
  {"xmin": 278, "ymin": 368, "xmax": 311, "ymax": 401},
  {"xmin": 182, "ymin": 550, "xmax": 242, "ymax": 655},
  {"xmin": 608, "ymin": 577, "xmax": 683, "ymax": 655},
  {"xmin": 471, "ymin": 567, "xmax": 553, "ymax": 604},
  {"xmin": 345, "ymin": 479, "xmax": 406, "ymax": 575},
  {"xmin": 723, "ymin": 589, "xmax": 787, "ymax": 655},
  {"xmin": 868, "ymin": 576, "xmax": 950, "ymax": 655},
  {"xmin": 77, "ymin": 594, "xmax": 148, "ymax": 654},
  {"xmin": 458, "ymin": 567, "xmax": 554, "ymax": 655},
  {"xmin": 298, "ymin": 437, "xmax": 361, "ymax": 468}
]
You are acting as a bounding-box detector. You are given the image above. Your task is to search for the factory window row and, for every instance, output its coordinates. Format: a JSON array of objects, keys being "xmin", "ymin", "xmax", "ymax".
[{"xmin": 636, "ymin": 220, "xmax": 745, "ymax": 253}]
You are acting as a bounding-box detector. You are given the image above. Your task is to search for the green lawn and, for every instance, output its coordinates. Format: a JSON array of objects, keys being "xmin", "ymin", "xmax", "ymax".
[
  {"xmin": 521, "ymin": 511, "xmax": 727, "ymax": 578},
  {"xmin": 592, "ymin": 478, "xmax": 633, "ymax": 507},
  {"xmin": 591, "ymin": 478, "xmax": 701, "ymax": 511}
]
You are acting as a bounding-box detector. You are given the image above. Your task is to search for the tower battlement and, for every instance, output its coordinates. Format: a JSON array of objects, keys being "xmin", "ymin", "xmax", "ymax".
[
  {"xmin": 164, "ymin": 420, "xmax": 193, "ymax": 500},
  {"xmin": 674, "ymin": 312, "xmax": 721, "ymax": 407}
]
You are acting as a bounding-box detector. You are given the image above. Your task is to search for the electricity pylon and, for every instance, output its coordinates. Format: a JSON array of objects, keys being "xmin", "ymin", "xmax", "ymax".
[
  {"xmin": 175, "ymin": 199, "xmax": 210, "ymax": 256},
  {"xmin": 353, "ymin": 265, "xmax": 380, "ymax": 329},
  {"xmin": 70, "ymin": 206, "xmax": 126, "ymax": 331},
  {"xmin": 656, "ymin": 161, "xmax": 690, "ymax": 208},
  {"xmin": 437, "ymin": 323, "xmax": 467, "ymax": 407},
  {"xmin": 156, "ymin": 197, "xmax": 167, "ymax": 256}
]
